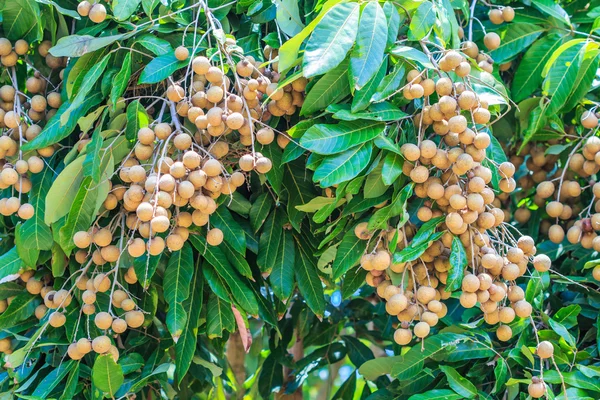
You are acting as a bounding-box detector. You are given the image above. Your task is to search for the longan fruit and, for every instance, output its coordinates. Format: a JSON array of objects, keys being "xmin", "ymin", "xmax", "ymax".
[
  {"xmin": 95, "ymin": 312, "xmax": 113, "ymax": 330},
  {"xmin": 112, "ymin": 318, "xmax": 128, "ymax": 334},
  {"xmin": 461, "ymin": 274, "xmax": 480, "ymax": 292},
  {"xmin": 192, "ymin": 56, "xmax": 211, "ymax": 74},
  {"xmin": 593, "ymin": 265, "xmax": 600, "ymax": 281},
  {"xmin": 532, "ymin": 254, "xmax": 551, "ymax": 272},
  {"xmin": 148, "ymin": 236, "xmax": 165, "ymax": 255},
  {"xmin": 120, "ymin": 299, "xmax": 136, "ymax": 312},
  {"xmin": 35, "ymin": 304, "xmax": 47, "ymax": 319},
  {"xmin": 92, "ymin": 336, "xmax": 111, "ymax": 353},
  {"xmin": 394, "ymin": 328, "xmax": 412, "ymax": 345},
  {"xmin": 536, "ymin": 341, "xmax": 554, "ymax": 359},
  {"xmin": 489, "ymin": 9, "xmax": 504, "ymax": 24},
  {"xmin": 167, "ymin": 85, "xmax": 185, "ymax": 102},
  {"xmin": 207, "ymin": 228, "xmax": 224, "ymax": 246},
  {"xmin": 93, "ymin": 228, "xmax": 112, "ymax": 247},
  {"xmin": 386, "ymin": 294, "xmax": 408, "ymax": 315},
  {"xmin": 17, "ymin": 204, "xmax": 34, "ymax": 220},
  {"xmin": 413, "ymin": 321, "xmax": 430, "ymax": 338},
  {"xmin": 513, "ymin": 300, "xmax": 532, "ymax": 318},
  {"xmin": 93, "ymin": 274, "xmax": 111, "ymax": 293},
  {"xmin": 89, "ymin": 3, "xmax": 107, "ymax": 23},
  {"xmin": 0, "ymin": 39, "xmax": 11, "ymax": 57},
  {"xmin": 76, "ymin": 338, "xmax": 92, "ymax": 354},
  {"xmin": 528, "ymin": 381, "xmax": 546, "ymax": 398},
  {"xmin": 483, "ymin": 32, "xmax": 501, "ymax": 50},
  {"xmin": 496, "ymin": 325, "xmax": 512, "ymax": 341},
  {"xmin": 125, "ymin": 310, "xmax": 145, "ymax": 328},
  {"xmin": 202, "ymin": 159, "xmax": 222, "ymax": 177},
  {"xmin": 502, "ymin": 6, "xmax": 515, "ymax": 22},
  {"xmin": 581, "ymin": 110, "xmax": 598, "ymax": 129},
  {"xmin": 255, "ymin": 157, "xmax": 272, "ymax": 173},
  {"xmin": 175, "ymin": 46, "xmax": 189, "ymax": 61},
  {"xmin": 49, "ymin": 312, "xmax": 66, "ymax": 328},
  {"xmin": 26, "ymin": 279, "xmax": 43, "ymax": 295},
  {"xmin": 256, "ymin": 127, "xmax": 275, "ymax": 145}
]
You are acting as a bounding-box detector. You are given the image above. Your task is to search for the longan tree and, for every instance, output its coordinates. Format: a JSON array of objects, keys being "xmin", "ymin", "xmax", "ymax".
[{"xmin": 0, "ymin": 0, "xmax": 599, "ymax": 399}]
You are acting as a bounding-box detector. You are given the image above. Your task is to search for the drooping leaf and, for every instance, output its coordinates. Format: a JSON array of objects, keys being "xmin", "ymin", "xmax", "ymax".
[
  {"xmin": 349, "ymin": 2, "xmax": 387, "ymax": 88},
  {"xmin": 139, "ymin": 52, "xmax": 188, "ymax": 84},
  {"xmin": 303, "ymin": 2, "xmax": 360, "ymax": 77},
  {"xmin": 163, "ymin": 243, "xmax": 194, "ymax": 340},
  {"xmin": 313, "ymin": 142, "xmax": 373, "ymax": 188},
  {"xmin": 301, "ymin": 120, "xmax": 385, "ymax": 155},
  {"xmin": 489, "ymin": 23, "xmax": 546, "ymax": 64},
  {"xmin": 270, "ymin": 230, "xmax": 296, "ymax": 300},
  {"xmin": 294, "ymin": 236, "xmax": 326, "ymax": 317},
  {"xmin": 49, "ymin": 34, "xmax": 124, "ymax": 57},
  {"xmin": 92, "ymin": 354, "xmax": 124, "ymax": 397},
  {"xmin": 112, "ymin": 0, "xmax": 142, "ymax": 21},
  {"xmin": 439, "ymin": 365, "xmax": 478, "ymax": 399},
  {"xmin": 446, "ymin": 236, "xmax": 467, "ymax": 292},
  {"xmin": 408, "ymin": 1, "xmax": 435, "ymax": 40},
  {"xmin": 301, "ymin": 58, "xmax": 351, "ymax": 116}
]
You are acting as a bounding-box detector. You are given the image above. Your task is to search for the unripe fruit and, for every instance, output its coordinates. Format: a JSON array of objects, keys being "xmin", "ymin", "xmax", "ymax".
[{"xmin": 92, "ymin": 336, "xmax": 111, "ymax": 353}]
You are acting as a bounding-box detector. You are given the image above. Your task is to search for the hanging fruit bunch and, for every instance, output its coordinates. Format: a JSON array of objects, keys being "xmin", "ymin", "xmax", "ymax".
[
  {"xmin": 32, "ymin": 28, "xmax": 306, "ymax": 361},
  {"xmin": 0, "ymin": 37, "xmax": 64, "ymax": 220}
]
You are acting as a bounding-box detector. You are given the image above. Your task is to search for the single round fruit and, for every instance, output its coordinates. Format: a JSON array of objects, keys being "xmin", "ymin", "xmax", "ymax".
[
  {"xmin": 125, "ymin": 311, "xmax": 145, "ymax": 328},
  {"xmin": 413, "ymin": 321, "xmax": 430, "ymax": 338},
  {"xmin": 536, "ymin": 341, "xmax": 554, "ymax": 359},
  {"xmin": 175, "ymin": 46, "xmax": 189, "ymax": 61},
  {"xmin": 88, "ymin": 3, "xmax": 107, "ymax": 23},
  {"xmin": 207, "ymin": 228, "xmax": 223, "ymax": 246},
  {"xmin": 92, "ymin": 336, "xmax": 111, "ymax": 353},
  {"xmin": 95, "ymin": 312, "xmax": 113, "ymax": 330}
]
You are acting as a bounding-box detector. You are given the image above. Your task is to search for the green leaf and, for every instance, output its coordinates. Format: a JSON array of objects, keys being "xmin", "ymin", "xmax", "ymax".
[
  {"xmin": 329, "ymin": 102, "xmax": 407, "ymax": 122},
  {"xmin": 135, "ymin": 35, "xmax": 173, "ymax": 56},
  {"xmin": 93, "ymin": 354, "xmax": 124, "ymax": 396},
  {"xmin": 15, "ymin": 223, "xmax": 38, "ymax": 267},
  {"xmin": 301, "ymin": 120, "xmax": 385, "ymax": 155},
  {"xmin": 249, "ymin": 193, "xmax": 273, "ymax": 232},
  {"xmin": 531, "ymin": 0, "xmax": 570, "ymax": 26},
  {"xmin": 313, "ymin": 142, "xmax": 373, "ymax": 188},
  {"xmin": 408, "ymin": 390, "xmax": 462, "ymax": 400},
  {"xmin": 543, "ymin": 41, "xmax": 586, "ymax": 114},
  {"xmin": 278, "ymin": 0, "xmax": 343, "ymax": 72},
  {"xmin": 111, "ymin": 52, "xmax": 132, "ymax": 109},
  {"xmin": 358, "ymin": 355, "xmax": 404, "ymax": 380},
  {"xmin": 0, "ymin": 282, "xmax": 25, "ymax": 300},
  {"xmin": 383, "ymin": 2, "xmax": 400, "ymax": 49},
  {"xmin": 49, "ymin": 34, "xmax": 124, "ymax": 57},
  {"xmin": 489, "ymin": 23, "xmax": 546, "ymax": 63},
  {"xmin": 446, "ymin": 236, "xmax": 467, "ymax": 292},
  {"xmin": 112, "ymin": 0, "xmax": 142, "ymax": 20},
  {"xmin": 275, "ymin": 0, "xmax": 304, "ymax": 36},
  {"xmin": 257, "ymin": 208, "xmax": 284, "ymax": 273},
  {"xmin": 258, "ymin": 353, "xmax": 284, "ymax": 398},
  {"xmin": 133, "ymin": 253, "xmax": 162, "ymax": 290},
  {"xmin": 368, "ymin": 184, "xmax": 413, "ymax": 230},
  {"xmin": 341, "ymin": 266, "xmax": 367, "ymax": 299},
  {"xmin": 301, "ymin": 58, "xmax": 351, "ymax": 116},
  {"xmin": 271, "ymin": 230, "xmax": 296, "ymax": 299},
  {"xmin": 19, "ymin": 165, "xmax": 54, "ymax": 251},
  {"xmin": 164, "ymin": 243, "xmax": 194, "ymax": 340},
  {"xmin": 512, "ymin": 33, "xmax": 565, "ymax": 102},
  {"xmin": 61, "ymin": 54, "xmax": 111, "ymax": 124},
  {"xmin": 408, "ymin": 1, "xmax": 435, "ymax": 40},
  {"xmin": 139, "ymin": 52, "xmax": 188, "ymax": 84},
  {"xmin": 221, "ymin": 242, "xmax": 253, "ymax": 279},
  {"xmin": 544, "ymin": 370, "xmax": 600, "ymax": 392},
  {"xmin": 303, "ymin": 2, "xmax": 359, "ymax": 77},
  {"xmin": 390, "ymin": 46, "xmax": 434, "ymax": 68},
  {"xmin": 51, "ymin": 243, "xmax": 68, "ymax": 276},
  {"xmin": 352, "ymin": 56, "xmax": 388, "ymax": 112},
  {"xmin": 439, "ymin": 366, "xmax": 477, "ymax": 398},
  {"xmin": 60, "ymin": 362, "xmax": 80, "ymax": 400},
  {"xmin": 257, "ymin": 143, "xmax": 283, "ymax": 195},
  {"xmin": 211, "ymin": 207, "xmax": 246, "ymax": 254},
  {"xmin": 371, "ymin": 63, "xmax": 406, "ymax": 102},
  {"xmin": 391, "ymin": 333, "xmax": 461, "ymax": 379},
  {"xmin": 0, "ymin": 293, "xmax": 41, "ymax": 329},
  {"xmin": 206, "ymin": 294, "xmax": 236, "ymax": 338},
  {"xmin": 125, "ymin": 100, "xmax": 150, "ymax": 141},
  {"xmin": 485, "ymin": 130, "xmax": 509, "ymax": 190},
  {"xmin": 350, "ymin": 2, "xmax": 387, "ymax": 88},
  {"xmin": 562, "ymin": 49, "xmax": 600, "ymax": 111},
  {"xmin": 22, "ymin": 92, "xmax": 103, "ymax": 151},
  {"xmin": 332, "ymin": 227, "xmax": 368, "ymax": 280},
  {"xmin": 294, "ymin": 236, "xmax": 326, "ymax": 317},
  {"xmin": 284, "ymin": 161, "xmax": 318, "ymax": 231},
  {"xmin": 382, "ymin": 152, "xmax": 404, "ymax": 185},
  {"xmin": 2, "ymin": 0, "xmax": 40, "ymax": 41},
  {"xmin": 175, "ymin": 258, "xmax": 203, "ymax": 382},
  {"xmin": 32, "ymin": 360, "xmax": 76, "ymax": 398},
  {"xmin": 58, "ymin": 176, "xmax": 99, "ymax": 252},
  {"xmin": 0, "ymin": 247, "xmax": 24, "ymax": 280}
]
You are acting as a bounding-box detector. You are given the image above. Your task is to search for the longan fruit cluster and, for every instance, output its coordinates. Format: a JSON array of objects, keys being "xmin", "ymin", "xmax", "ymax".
[
  {"xmin": 357, "ymin": 220, "xmax": 539, "ymax": 344},
  {"xmin": 489, "ymin": 6, "xmax": 515, "ymax": 25},
  {"xmin": 0, "ymin": 38, "xmax": 66, "ymax": 221},
  {"xmin": 77, "ymin": 1, "xmax": 107, "ymax": 23},
  {"xmin": 31, "ymin": 267, "xmax": 143, "ymax": 362}
]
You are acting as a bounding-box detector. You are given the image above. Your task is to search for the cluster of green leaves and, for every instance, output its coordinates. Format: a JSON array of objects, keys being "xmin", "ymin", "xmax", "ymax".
[{"xmin": 1, "ymin": 0, "xmax": 600, "ymax": 399}]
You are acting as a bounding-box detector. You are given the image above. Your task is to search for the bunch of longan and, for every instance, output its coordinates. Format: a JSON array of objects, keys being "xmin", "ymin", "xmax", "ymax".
[
  {"xmin": 77, "ymin": 1, "xmax": 107, "ymax": 23},
  {"xmin": 0, "ymin": 37, "xmax": 66, "ymax": 220}
]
